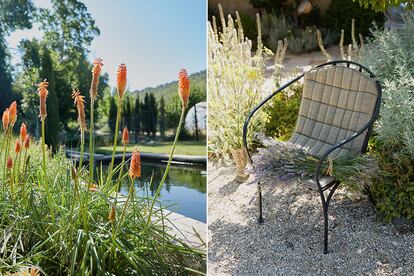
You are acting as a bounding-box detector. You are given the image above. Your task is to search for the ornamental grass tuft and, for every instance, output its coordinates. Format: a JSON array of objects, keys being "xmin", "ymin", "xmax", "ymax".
[{"xmin": 0, "ymin": 64, "xmax": 205, "ymax": 275}]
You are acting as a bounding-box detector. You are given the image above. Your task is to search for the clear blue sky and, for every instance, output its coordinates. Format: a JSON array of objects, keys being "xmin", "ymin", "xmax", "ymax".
[{"xmin": 7, "ymin": 0, "xmax": 206, "ymax": 90}]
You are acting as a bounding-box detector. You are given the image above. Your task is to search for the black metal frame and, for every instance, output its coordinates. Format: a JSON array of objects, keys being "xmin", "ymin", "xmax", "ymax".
[{"xmin": 242, "ymin": 60, "xmax": 382, "ymax": 254}]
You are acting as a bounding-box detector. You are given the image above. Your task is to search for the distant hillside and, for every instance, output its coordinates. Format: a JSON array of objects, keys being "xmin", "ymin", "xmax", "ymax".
[{"xmin": 132, "ymin": 70, "xmax": 206, "ymax": 102}]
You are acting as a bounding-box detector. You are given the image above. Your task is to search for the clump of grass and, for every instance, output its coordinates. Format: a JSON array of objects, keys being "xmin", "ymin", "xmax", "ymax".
[{"xmin": 0, "ymin": 64, "xmax": 205, "ymax": 274}]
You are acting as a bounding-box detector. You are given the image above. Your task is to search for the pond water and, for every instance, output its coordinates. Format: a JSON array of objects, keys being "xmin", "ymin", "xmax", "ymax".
[{"xmin": 118, "ymin": 162, "xmax": 206, "ymax": 222}]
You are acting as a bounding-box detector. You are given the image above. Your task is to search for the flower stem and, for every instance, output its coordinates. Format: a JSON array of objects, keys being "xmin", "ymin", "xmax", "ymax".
[
  {"xmin": 109, "ymin": 97, "xmax": 122, "ymax": 178},
  {"xmin": 41, "ymin": 119, "xmax": 47, "ymax": 179},
  {"xmin": 88, "ymin": 101, "xmax": 95, "ymax": 185},
  {"xmin": 146, "ymin": 106, "xmax": 186, "ymax": 226},
  {"xmin": 117, "ymin": 144, "xmax": 127, "ymax": 184},
  {"xmin": 2, "ymin": 128, "xmax": 11, "ymax": 183},
  {"xmin": 78, "ymin": 130, "xmax": 85, "ymax": 173},
  {"xmin": 114, "ymin": 176, "xmax": 135, "ymax": 237},
  {"xmin": 41, "ymin": 119, "xmax": 54, "ymax": 218}
]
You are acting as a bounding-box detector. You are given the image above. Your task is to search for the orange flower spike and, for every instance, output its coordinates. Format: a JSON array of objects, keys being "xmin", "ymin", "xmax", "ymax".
[
  {"xmin": 129, "ymin": 150, "xmax": 141, "ymax": 179},
  {"xmin": 24, "ymin": 135, "xmax": 30, "ymax": 149},
  {"xmin": 178, "ymin": 69, "xmax": 190, "ymax": 108},
  {"xmin": 2, "ymin": 108, "xmax": 9, "ymax": 132},
  {"xmin": 6, "ymin": 156, "xmax": 13, "ymax": 169},
  {"xmin": 15, "ymin": 139, "xmax": 21, "ymax": 154},
  {"xmin": 71, "ymin": 89, "xmax": 87, "ymax": 131},
  {"xmin": 108, "ymin": 204, "xmax": 116, "ymax": 223},
  {"xmin": 90, "ymin": 58, "xmax": 103, "ymax": 101},
  {"xmin": 122, "ymin": 127, "xmax": 129, "ymax": 145},
  {"xmin": 117, "ymin": 63, "xmax": 127, "ymax": 99},
  {"xmin": 37, "ymin": 80, "xmax": 49, "ymax": 120},
  {"xmin": 20, "ymin": 123, "xmax": 27, "ymax": 142},
  {"xmin": 8, "ymin": 101, "xmax": 17, "ymax": 126}
]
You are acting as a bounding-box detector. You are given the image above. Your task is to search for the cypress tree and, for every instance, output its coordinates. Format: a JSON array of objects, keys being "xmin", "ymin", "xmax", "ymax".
[
  {"xmin": 149, "ymin": 93, "xmax": 158, "ymax": 138},
  {"xmin": 142, "ymin": 93, "xmax": 151, "ymax": 137},
  {"xmin": 108, "ymin": 96, "xmax": 117, "ymax": 134},
  {"xmin": 159, "ymin": 96, "xmax": 166, "ymax": 138},
  {"xmin": 134, "ymin": 95, "xmax": 141, "ymax": 141},
  {"xmin": 40, "ymin": 46, "xmax": 59, "ymax": 152}
]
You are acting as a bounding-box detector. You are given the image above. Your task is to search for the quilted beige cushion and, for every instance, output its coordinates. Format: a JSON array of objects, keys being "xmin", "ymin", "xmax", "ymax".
[{"xmin": 289, "ymin": 65, "xmax": 379, "ymax": 158}]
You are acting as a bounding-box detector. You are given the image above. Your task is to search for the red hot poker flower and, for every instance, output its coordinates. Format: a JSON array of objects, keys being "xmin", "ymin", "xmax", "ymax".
[
  {"xmin": 122, "ymin": 127, "xmax": 129, "ymax": 145},
  {"xmin": 129, "ymin": 150, "xmax": 141, "ymax": 179},
  {"xmin": 9, "ymin": 101, "xmax": 17, "ymax": 126},
  {"xmin": 117, "ymin": 63, "xmax": 127, "ymax": 99},
  {"xmin": 20, "ymin": 123, "xmax": 27, "ymax": 142},
  {"xmin": 178, "ymin": 69, "xmax": 190, "ymax": 108}
]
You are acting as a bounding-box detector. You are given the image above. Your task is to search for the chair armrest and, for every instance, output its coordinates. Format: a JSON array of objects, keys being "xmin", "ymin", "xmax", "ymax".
[
  {"xmin": 242, "ymin": 74, "xmax": 305, "ymax": 164},
  {"xmin": 315, "ymin": 84, "xmax": 382, "ymax": 196}
]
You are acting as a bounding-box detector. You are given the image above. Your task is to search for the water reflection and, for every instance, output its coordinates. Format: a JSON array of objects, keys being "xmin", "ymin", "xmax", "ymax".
[{"xmin": 119, "ymin": 162, "xmax": 206, "ymax": 222}]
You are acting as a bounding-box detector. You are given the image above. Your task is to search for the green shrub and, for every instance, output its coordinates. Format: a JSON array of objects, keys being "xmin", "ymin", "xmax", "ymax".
[
  {"xmin": 359, "ymin": 13, "xmax": 414, "ymax": 221},
  {"xmin": 287, "ymin": 26, "xmax": 336, "ymax": 54},
  {"xmin": 263, "ymin": 83, "xmax": 302, "ymax": 141},
  {"xmin": 322, "ymin": 0, "xmax": 384, "ymax": 44},
  {"xmin": 261, "ymin": 12, "xmax": 336, "ymax": 54}
]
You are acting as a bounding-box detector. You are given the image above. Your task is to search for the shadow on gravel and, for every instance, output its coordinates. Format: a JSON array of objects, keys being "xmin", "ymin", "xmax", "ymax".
[{"xmin": 208, "ymin": 173, "xmax": 414, "ymax": 275}]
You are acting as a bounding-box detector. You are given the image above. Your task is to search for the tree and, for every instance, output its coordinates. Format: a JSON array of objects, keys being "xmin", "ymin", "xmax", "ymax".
[
  {"xmin": 36, "ymin": 0, "xmax": 106, "ymax": 131},
  {"xmin": 38, "ymin": 0, "xmax": 100, "ymax": 61},
  {"xmin": 123, "ymin": 96, "xmax": 132, "ymax": 130},
  {"xmin": 0, "ymin": 0, "xmax": 35, "ymax": 112},
  {"xmin": 159, "ymin": 96, "xmax": 166, "ymax": 138},
  {"xmin": 142, "ymin": 93, "xmax": 151, "ymax": 137},
  {"xmin": 40, "ymin": 46, "xmax": 59, "ymax": 152},
  {"xmin": 134, "ymin": 95, "xmax": 141, "ymax": 141},
  {"xmin": 108, "ymin": 96, "xmax": 117, "ymax": 134},
  {"xmin": 193, "ymin": 104, "xmax": 199, "ymax": 141},
  {"xmin": 149, "ymin": 93, "xmax": 158, "ymax": 138}
]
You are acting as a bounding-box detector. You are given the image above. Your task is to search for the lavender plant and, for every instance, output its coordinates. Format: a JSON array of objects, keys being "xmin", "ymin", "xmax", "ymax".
[{"xmin": 208, "ymin": 4, "xmax": 286, "ymax": 160}]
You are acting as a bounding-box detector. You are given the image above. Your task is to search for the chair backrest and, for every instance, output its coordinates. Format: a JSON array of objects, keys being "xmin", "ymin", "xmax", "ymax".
[{"xmin": 289, "ymin": 64, "xmax": 380, "ymax": 158}]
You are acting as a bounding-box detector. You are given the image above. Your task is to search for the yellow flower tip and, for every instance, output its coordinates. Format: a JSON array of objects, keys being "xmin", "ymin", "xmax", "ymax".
[
  {"xmin": 178, "ymin": 68, "xmax": 190, "ymax": 108},
  {"xmin": 122, "ymin": 126, "xmax": 129, "ymax": 145},
  {"xmin": 72, "ymin": 89, "xmax": 87, "ymax": 131},
  {"xmin": 38, "ymin": 79, "xmax": 49, "ymax": 119},
  {"xmin": 129, "ymin": 150, "xmax": 141, "ymax": 179},
  {"xmin": 24, "ymin": 135, "xmax": 30, "ymax": 149},
  {"xmin": 88, "ymin": 183, "xmax": 98, "ymax": 192},
  {"xmin": 15, "ymin": 139, "xmax": 21, "ymax": 154},
  {"xmin": 6, "ymin": 156, "xmax": 13, "ymax": 169},
  {"xmin": 2, "ymin": 108, "xmax": 9, "ymax": 132},
  {"xmin": 117, "ymin": 63, "xmax": 127, "ymax": 99},
  {"xmin": 90, "ymin": 58, "xmax": 103, "ymax": 101},
  {"xmin": 20, "ymin": 122, "xmax": 27, "ymax": 142},
  {"xmin": 108, "ymin": 204, "xmax": 116, "ymax": 223},
  {"xmin": 9, "ymin": 101, "xmax": 17, "ymax": 125}
]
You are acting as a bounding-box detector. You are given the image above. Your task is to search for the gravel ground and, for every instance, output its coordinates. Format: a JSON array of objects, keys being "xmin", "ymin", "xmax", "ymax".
[{"xmin": 208, "ymin": 162, "xmax": 414, "ymax": 275}]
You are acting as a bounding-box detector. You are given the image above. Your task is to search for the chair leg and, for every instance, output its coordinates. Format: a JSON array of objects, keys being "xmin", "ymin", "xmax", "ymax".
[
  {"xmin": 322, "ymin": 181, "xmax": 341, "ymax": 254},
  {"xmin": 323, "ymin": 203, "xmax": 329, "ymax": 254},
  {"xmin": 257, "ymin": 182, "xmax": 264, "ymax": 224}
]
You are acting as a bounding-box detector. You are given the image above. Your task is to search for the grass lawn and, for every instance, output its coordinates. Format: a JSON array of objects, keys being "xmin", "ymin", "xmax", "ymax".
[{"xmin": 96, "ymin": 141, "xmax": 206, "ymax": 156}]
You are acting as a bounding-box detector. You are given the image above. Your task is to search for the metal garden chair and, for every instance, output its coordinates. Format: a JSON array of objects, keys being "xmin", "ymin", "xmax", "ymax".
[{"xmin": 242, "ymin": 60, "xmax": 382, "ymax": 254}]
